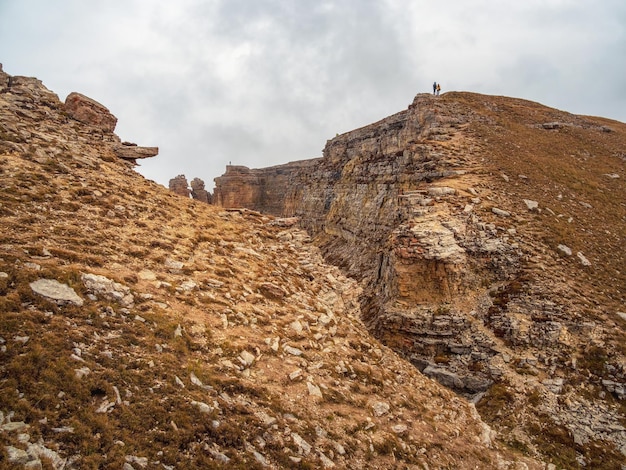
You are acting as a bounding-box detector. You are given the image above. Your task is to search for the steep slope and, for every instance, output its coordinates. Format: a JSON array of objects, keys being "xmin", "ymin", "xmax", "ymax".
[
  {"xmin": 0, "ymin": 69, "xmax": 543, "ymax": 468},
  {"xmin": 213, "ymin": 92, "xmax": 626, "ymax": 468}
]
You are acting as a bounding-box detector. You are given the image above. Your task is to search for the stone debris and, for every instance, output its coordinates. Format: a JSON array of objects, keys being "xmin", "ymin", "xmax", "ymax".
[
  {"xmin": 164, "ymin": 258, "xmax": 185, "ymax": 272},
  {"xmin": 291, "ymin": 433, "xmax": 312, "ymax": 455},
  {"xmin": 491, "ymin": 207, "xmax": 511, "ymax": 217},
  {"xmin": 239, "ymin": 350, "xmax": 256, "ymax": 367},
  {"xmin": 2, "ymin": 67, "xmax": 625, "ymax": 468},
  {"xmin": 371, "ymin": 402, "xmax": 390, "ymax": 417},
  {"xmin": 82, "ymin": 273, "xmax": 134, "ymax": 307},
  {"xmin": 577, "ymin": 251, "xmax": 592, "ymax": 266},
  {"xmin": 283, "ymin": 345, "xmax": 303, "ymax": 356},
  {"xmin": 391, "ymin": 424, "xmax": 408, "ymax": 434},
  {"xmin": 523, "ymin": 199, "xmax": 539, "ymax": 211},
  {"xmin": 74, "ymin": 367, "xmax": 91, "ymax": 379},
  {"xmin": 138, "ymin": 270, "xmax": 157, "ymax": 281},
  {"xmin": 306, "ymin": 381, "xmax": 323, "ymax": 398},
  {"xmin": 558, "ymin": 244, "xmax": 572, "ymax": 256},
  {"xmin": 191, "ymin": 401, "xmax": 213, "ymax": 414}
]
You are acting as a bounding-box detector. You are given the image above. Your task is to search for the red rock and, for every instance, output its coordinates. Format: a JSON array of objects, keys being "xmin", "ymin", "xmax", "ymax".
[{"xmin": 64, "ymin": 92, "xmax": 117, "ymax": 132}]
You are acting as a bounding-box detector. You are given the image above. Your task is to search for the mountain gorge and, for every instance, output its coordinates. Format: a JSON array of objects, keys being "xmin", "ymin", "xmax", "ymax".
[{"xmin": 0, "ymin": 63, "xmax": 625, "ymax": 469}]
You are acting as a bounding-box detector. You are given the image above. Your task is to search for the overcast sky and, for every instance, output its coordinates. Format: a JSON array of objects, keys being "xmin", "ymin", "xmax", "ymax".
[{"xmin": 1, "ymin": 0, "xmax": 625, "ymax": 189}]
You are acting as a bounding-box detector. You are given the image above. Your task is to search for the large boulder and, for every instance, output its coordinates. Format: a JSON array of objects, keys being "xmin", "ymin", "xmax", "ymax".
[{"xmin": 64, "ymin": 92, "xmax": 117, "ymax": 132}]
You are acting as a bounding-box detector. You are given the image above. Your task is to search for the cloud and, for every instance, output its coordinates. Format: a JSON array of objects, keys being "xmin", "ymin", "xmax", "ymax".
[{"xmin": 1, "ymin": 0, "xmax": 625, "ymax": 188}]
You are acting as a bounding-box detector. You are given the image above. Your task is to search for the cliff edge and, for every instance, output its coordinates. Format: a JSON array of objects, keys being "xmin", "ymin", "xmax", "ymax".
[{"xmin": 214, "ymin": 91, "xmax": 626, "ymax": 467}]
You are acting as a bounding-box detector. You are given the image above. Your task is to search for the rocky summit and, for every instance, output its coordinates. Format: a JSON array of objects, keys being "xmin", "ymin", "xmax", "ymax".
[{"xmin": 0, "ymin": 62, "xmax": 624, "ymax": 470}]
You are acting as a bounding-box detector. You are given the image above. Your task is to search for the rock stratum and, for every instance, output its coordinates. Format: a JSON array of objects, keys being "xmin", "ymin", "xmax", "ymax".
[{"xmin": 213, "ymin": 93, "xmax": 626, "ymax": 467}]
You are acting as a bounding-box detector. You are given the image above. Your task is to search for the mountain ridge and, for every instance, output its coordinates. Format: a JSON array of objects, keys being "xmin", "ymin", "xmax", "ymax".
[
  {"xmin": 209, "ymin": 90, "xmax": 626, "ymax": 467},
  {"xmin": 0, "ymin": 65, "xmax": 625, "ymax": 468}
]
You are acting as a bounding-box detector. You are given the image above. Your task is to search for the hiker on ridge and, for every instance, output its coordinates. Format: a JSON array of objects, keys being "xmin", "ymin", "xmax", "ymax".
[
  {"xmin": 433, "ymin": 81, "xmax": 437, "ymax": 95},
  {"xmin": 436, "ymin": 83, "xmax": 441, "ymax": 96}
]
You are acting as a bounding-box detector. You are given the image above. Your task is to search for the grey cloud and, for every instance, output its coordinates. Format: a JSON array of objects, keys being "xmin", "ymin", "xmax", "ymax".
[{"xmin": 1, "ymin": 0, "xmax": 625, "ymax": 188}]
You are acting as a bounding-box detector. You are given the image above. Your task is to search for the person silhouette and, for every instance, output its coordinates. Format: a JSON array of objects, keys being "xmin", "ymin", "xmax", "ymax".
[
  {"xmin": 433, "ymin": 82, "xmax": 437, "ymax": 95},
  {"xmin": 436, "ymin": 83, "xmax": 441, "ymax": 96}
]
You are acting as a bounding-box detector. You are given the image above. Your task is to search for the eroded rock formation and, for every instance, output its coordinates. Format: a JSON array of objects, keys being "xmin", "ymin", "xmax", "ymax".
[
  {"xmin": 190, "ymin": 177, "xmax": 212, "ymax": 204},
  {"xmin": 213, "ymin": 92, "xmax": 626, "ymax": 460},
  {"xmin": 64, "ymin": 92, "xmax": 118, "ymax": 132},
  {"xmin": 169, "ymin": 174, "xmax": 190, "ymax": 198},
  {"xmin": 168, "ymin": 175, "xmax": 213, "ymax": 203},
  {"xmin": 113, "ymin": 142, "xmax": 159, "ymax": 160},
  {"xmin": 213, "ymin": 160, "xmax": 320, "ymax": 213},
  {"xmin": 0, "ymin": 66, "xmax": 157, "ymax": 164}
]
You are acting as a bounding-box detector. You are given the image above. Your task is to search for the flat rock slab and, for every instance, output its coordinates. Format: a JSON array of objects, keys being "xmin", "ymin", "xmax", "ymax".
[{"xmin": 30, "ymin": 278, "xmax": 84, "ymax": 306}]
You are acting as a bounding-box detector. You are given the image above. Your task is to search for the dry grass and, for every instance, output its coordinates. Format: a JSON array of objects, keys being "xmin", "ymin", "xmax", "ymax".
[{"xmin": 1, "ymin": 145, "xmax": 520, "ymax": 468}]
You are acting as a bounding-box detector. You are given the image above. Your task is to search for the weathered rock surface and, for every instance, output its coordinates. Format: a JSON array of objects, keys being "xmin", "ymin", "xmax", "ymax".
[
  {"xmin": 168, "ymin": 174, "xmax": 190, "ymax": 198},
  {"xmin": 1, "ymin": 70, "xmax": 549, "ymax": 469},
  {"xmin": 213, "ymin": 92, "xmax": 626, "ymax": 465},
  {"xmin": 30, "ymin": 279, "xmax": 84, "ymax": 306},
  {"xmin": 64, "ymin": 92, "xmax": 117, "ymax": 132},
  {"xmin": 0, "ymin": 67, "xmax": 156, "ymax": 163},
  {"xmin": 213, "ymin": 160, "xmax": 321, "ymax": 214},
  {"xmin": 113, "ymin": 143, "xmax": 159, "ymax": 160},
  {"xmin": 190, "ymin": 177, "xmax": 212, "ymax": 203},
  {"xmin": 168, "ymin": 175, "xmax": 213, "ymax": 203}
]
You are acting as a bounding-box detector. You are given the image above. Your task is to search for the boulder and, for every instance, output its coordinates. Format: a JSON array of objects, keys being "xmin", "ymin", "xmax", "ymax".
[
  {"xmin": 30, "ymin": 279, "xmax": 84, "ymax": 306},
  {"xmin": 64, "ymin": 92, "xmax": 117, "ymax": 132}
]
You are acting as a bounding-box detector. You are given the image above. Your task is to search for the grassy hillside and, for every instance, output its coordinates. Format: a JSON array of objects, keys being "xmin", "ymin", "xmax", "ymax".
[{"xmin": 0, "ymin": 77, "xmax": 538, "ymax": 469}]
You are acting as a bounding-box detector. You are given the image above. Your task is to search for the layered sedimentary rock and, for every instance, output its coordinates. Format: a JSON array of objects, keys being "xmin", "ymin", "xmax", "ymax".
[
  {"xmin": 214, "ymin": 95, "xmax": 518, "ymax": 393},
  {"xmin": 213, "ymin": 92, "xmax": 626, "ymax": 459},
  {"xmin": 213, "ymin": 160, "xmax": 320, "ymax": 214},
  {"xmin": 0, "ymin": 66, "xmax": 156, "ymax": 164},
  {"xmin": 113, "ymin": 142, "xmax": 159, "ymax": 160}
]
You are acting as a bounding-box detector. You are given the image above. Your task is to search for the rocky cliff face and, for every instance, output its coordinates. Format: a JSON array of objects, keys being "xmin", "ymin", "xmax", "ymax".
[
  {"xmin": 213, "ymin": 160, "xmax": 321, "ymax": 214},
  {"xmin": 214, "ymin": 92, "xmax": 626, "ymax": 466}
]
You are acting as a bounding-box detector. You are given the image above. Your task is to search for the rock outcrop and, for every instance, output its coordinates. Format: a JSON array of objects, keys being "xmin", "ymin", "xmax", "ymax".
[
  {"xmin": 0, "ymin": 66, "xmax": 156, "ymax": 164},
  {"xmin": 64, "ymin": 92, "xmax": 118, "ymax": 132},
  {"xmin": 113, "ymin": 142, "xmax": 159, "ymax": 160},
  {"xmin": 190, "ymin": 177, "xmax": 212, "ymax": 204},
  {"xmin": 0, "ymin": 72, "xmax": 545, "ymax": 468},
  {"xmin": 213, "ymin": 92, "xmax": 626, "ymax": 465},
  {"xmin": 168, "ymin": 174, "xmax": 190, "ymax": 198},
  {"xmin": 213, "ymin": 160, "xmax": 320, "ymax": 214},
  {"xmin": 168, "ymin": 175, "xmax": 213, "ymax": 203}
]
